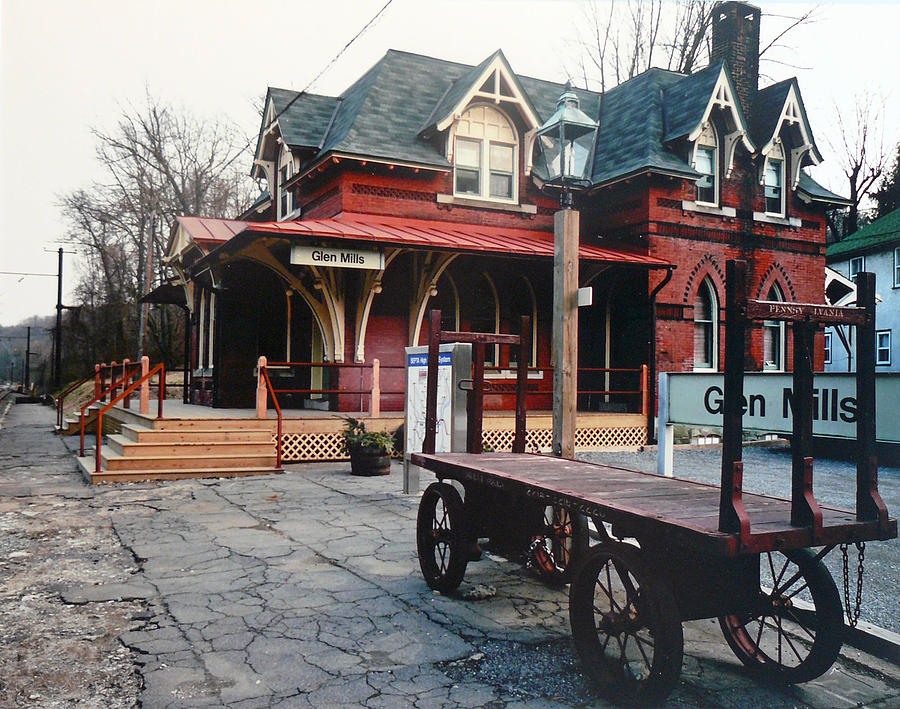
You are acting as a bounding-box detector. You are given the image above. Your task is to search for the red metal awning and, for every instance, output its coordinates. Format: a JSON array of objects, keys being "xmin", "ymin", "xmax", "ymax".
[
  {"xmin": 180, "ymin": 213, "xmax": 671, "ymax": 268},
  {"xmin": 174, "ymin": 216, "xmax": 249, "ymax": 248}
]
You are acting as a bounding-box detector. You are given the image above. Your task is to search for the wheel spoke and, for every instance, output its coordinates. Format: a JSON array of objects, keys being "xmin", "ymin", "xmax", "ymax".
[
  {"xmin": 772, "ymin": 554, "xmax": 791, "ymax": 590},
  {"xmin": 782, "ymin": 606, "xmax": 816, "ymax": 641},
  {"xmin": 784, "ymin": 581, "xmax": 810, "ymax": 601},
  {"xmin": 633, "ymin": 631, "xmax": 654, "ymax": 668},
  {"xmin": 780, "ymin": 623, "xmax": 806, "ymax": 663}
]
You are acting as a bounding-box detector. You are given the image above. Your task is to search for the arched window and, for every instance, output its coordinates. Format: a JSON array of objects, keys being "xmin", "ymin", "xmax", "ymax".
[
  {"xmin": 503, "ymin": 275, "xmax": 537, "ymax": 367},
  {"xmin": 693, "ymin": 278, "xmax": 718, "ymax": 370},
  {"xmin": 763, "ymin": 283, "xmax": 785, "ymax": 370},
  {"xmin": 431, "ymin": 273, "xmax": 459, "ymax": 333},
  {"xmin": 453, "ymin": 105, "xmax": 517, "ymax": 202},
  {"xmin": 693, "ymin": 123, "xmax": 718, "ymax": 206},
  {"xmin": 469, "ymin": 273, "xmax": 500, "ymax": 365}
]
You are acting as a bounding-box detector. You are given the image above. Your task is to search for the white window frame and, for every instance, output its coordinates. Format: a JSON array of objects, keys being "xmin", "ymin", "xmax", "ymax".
[
  {"xmin": 764, "ymin": 153, "xmax": 785, "ymax": 217},
  {"xmin": 451, "ymin": 104, "xmax": 518, "ymax": 204},
  {"xmin": 893, "ymin": 246, "xmax": 900, "ymax": 288},
  {"xmin": 876, "ymin": 330, "xmax": 891, "ymax": 366},
  {"xmin": 693, "ymin": 278, "xmax": 718, "ymax": 371},
  {"xmin": 277, "ymin": 147, "xmax": 296, "ymax": 220},
  {"xmin": 762, "ymin": 283, "xmax": 785, "ymax": 371},
  {"xmin": 849, "ymin": 256, "xmax": 864, "ymax": 281},
  {"xmin": 693, "ymin": 124, "xmax": 718, "ymax": 207},
  {"xmin": 823, "ymin": 330, "xmax": 832, "ymax": 364}
]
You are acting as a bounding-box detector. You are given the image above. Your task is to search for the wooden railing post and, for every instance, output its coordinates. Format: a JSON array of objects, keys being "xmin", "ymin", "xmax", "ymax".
[
  {"xmin": 94, "ymin": 364, "xmax": 101, "ymax": 399},
  {"xmin": 640, "ymin": 364, "xmax": 649, "ymax": 416},
  {"xmin": 109, "ymin": 362, "xmax": 117, "ymax": 402},
  {"xmin": 122, "ymin": 359, "xmax": 132, "ymax": 408},
  {"xmin": 140, "ymin": 356, "xmax": 150, "ymax": 414},
  {"xmin": 370, "ymin": 358, "xmax": 380, "ymax": 418},
  {"xmin": 256, "ymin": 356, "xmax": 268, "ymax": 419}
]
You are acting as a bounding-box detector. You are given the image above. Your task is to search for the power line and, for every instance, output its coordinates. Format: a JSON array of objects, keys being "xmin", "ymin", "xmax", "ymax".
[
  {"xmin": 267, "ymin": 0, "xmax": 394, "ymax": 131},
  {"xmin": 0, "ymin": 271, "xmax": 56, "ymax": 277}
]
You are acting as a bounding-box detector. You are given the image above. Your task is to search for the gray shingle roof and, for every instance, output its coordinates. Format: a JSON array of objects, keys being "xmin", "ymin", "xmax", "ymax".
[
  {"xmin": 796, "ymin": 172, "xmax": 851, "ymax": 207},
  {"xmin": 662, "ymin": 61, "xmax": 722, "ymax": 142},
  {"xmin": 591, "ymin": 68, "xmax": 697, "ymax": 185},
  {"xmin": 261, "ymin": 48, "xmax": 821, "ymax": 191}
]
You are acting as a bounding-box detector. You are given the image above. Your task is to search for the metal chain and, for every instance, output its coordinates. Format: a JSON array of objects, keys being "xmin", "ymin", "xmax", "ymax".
[{"xmin": 840, "ymin": 542, "xmax": 866, "ymax": 628}]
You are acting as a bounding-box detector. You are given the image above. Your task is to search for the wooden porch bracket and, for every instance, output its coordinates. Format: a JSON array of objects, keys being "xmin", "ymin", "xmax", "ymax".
[
  {"xmin": 409, "ymin": 252, "xmax": 458, "ymax": 347},
  {"xmin": 354, "ymin": 248, "xmax": 402, "ymax": 362}
]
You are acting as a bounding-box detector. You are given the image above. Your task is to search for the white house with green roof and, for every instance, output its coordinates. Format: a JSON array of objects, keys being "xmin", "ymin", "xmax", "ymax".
[{"xmin": 825, "ymin": 208, "xmax": 900, "ymax": 372}]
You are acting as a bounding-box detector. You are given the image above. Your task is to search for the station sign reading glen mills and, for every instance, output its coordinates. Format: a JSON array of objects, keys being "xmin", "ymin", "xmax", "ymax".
[
  {"xmin": 664, "ymin": 373, "xmax": 900, "ymax": 443},
  {"xmin": 291, "ymin": 245, "xmax": 385, "ymax": 270}
]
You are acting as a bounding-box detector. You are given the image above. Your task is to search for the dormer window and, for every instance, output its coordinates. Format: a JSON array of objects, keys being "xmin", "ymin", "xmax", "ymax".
[
  {"xmin": 693, "ymin": 123, "xmax": 719, "ymax": 206},
  {"xmin": 764, "ymin": 145, "xmax": 785, "ymax": 216},
  {"xmin": 452, "ymin": 105, "xmax": 517, "ymax": 202},
  {"xmin": 278, "ymin": 147, "xmax": 296, "ymax": 220},
  {"xmin": 695, "ymin": 146, "xmax": 716, "ymax": 204}
]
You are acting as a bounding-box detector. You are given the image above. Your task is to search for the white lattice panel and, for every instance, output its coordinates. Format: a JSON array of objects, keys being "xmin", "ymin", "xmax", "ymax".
[
  {"xmin": 279, "ymin": 425, "xmax": 645, "ymax": 461},
  {"xmin": 280, "ymin": 433, "xmax": 346, "ymax": 462},
  {"xmin": 483, "ymin": 426, "xmax": 645, "ymax": 453}
]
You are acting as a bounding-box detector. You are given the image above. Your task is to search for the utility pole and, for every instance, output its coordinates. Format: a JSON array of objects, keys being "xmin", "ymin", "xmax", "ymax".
[
  {"xmin": 55, "ymin": 247, "xmax": 63, "ymax": 389},
  {"xmin": 24, "ymin": 326, "xmax": 31, "ymax": 392}
]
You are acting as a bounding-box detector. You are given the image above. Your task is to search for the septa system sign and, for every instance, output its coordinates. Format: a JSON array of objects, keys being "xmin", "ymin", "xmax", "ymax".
[
  {"xmin": 291, "ymin": 245, "xmax": 385, "ymax": 270},
  {"xmin": 663, "ymin": 372, "xmax": 900, "ymax": 443}
]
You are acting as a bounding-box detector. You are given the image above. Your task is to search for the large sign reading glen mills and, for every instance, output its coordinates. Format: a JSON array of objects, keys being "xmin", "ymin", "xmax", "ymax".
[
  {"xmin": 664, "ymin": 372, "xmax": 900, "ymax": 443},
  {"xmin": 291, "ymin": 244, "xmax": 385, "ymax": 270}
]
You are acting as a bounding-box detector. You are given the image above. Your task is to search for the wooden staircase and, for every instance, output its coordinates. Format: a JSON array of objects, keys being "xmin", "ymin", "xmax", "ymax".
[{"xmin": 77, "ymin": 415, "xmax": 281, "ymax": 483}]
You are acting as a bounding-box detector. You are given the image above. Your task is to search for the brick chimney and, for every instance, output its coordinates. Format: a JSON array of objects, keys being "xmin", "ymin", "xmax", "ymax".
[{"xmin": 710, "ymin": 1, "xmax": 760, "ymax": 121}]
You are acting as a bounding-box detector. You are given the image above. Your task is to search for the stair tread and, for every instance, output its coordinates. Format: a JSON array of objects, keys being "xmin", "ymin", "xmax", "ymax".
[
  {"xmin": 79, "ymin": 455, "xmax": 276, "ymax": 471},
  {"xmin": 101, "ymin": 450, "xmax": 275, "ymax": 462},
  {"xmin": 108, "ymin": 434, "xmax": 271, "ymax": 447},
  {"xmin": 120, "ymin": 424, "xmax": 272, "ymax": 433}
]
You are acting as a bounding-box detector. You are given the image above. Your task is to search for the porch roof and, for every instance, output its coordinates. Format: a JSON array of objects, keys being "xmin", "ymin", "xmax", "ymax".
[{"xmin": 186, "ymin": 213, "xmax": 672, "ymax": 269}]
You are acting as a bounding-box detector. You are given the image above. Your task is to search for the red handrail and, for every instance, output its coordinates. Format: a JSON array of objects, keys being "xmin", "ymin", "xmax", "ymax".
[
  {"xmin": 259, "ymin": 365, "xmax": 283, "ymax": 469},
  {"xmin": 91, "ymin": 364, "xmax": 165, "ymax": 474},
  {"xmin": 80, "ymin": 370, "xmax": 140, "ymax": 456},
  {"xmin": 56, "ymin": 374, "xmax": 94, "ymax": 429}
]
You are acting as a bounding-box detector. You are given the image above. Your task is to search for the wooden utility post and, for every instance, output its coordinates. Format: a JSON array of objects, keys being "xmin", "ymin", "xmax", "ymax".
[{"xmin": 552, "ymin": 207, "xmax": 579, "ymax": 458}]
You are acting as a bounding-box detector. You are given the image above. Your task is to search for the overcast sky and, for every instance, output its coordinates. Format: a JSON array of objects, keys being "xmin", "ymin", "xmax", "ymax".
[{"xmin": 1, "ymin": 0, "xmax": 898, "ymax": 327}]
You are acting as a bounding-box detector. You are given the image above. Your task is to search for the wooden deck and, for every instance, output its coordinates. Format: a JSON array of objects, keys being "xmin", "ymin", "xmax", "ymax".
[{"xmin": 411, "ymin": 452, "xmax": 898, "ymax": 557}]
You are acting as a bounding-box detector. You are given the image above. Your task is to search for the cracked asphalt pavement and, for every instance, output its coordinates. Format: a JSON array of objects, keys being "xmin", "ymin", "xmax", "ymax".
[{"xmin": 2, "ymin": 400, "xmax": 899, "ymax": 708}]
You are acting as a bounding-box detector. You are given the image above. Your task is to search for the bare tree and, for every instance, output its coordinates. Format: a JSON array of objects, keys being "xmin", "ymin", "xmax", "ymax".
[
  {"xmin": 828, "ymin": 90, "xmax": 887, "ymax": 238},
  {"xmin": 58, "ymin": 92, "xmax": 255, "ymax": 374},
  {"xmin": 572, "ymin": 1, "xmax": 816, "ymax": 92}
]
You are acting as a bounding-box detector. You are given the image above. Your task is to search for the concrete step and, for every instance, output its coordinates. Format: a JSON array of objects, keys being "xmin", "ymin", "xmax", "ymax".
[
  {"xmin": 100, "ymin": 448, "xmax": 277, "ymax": 471},
  {"xmin": 119, "ymin": 424, "xmax": 272, "ymax": 443},
  {"xmin": 106, "ymin": 434, "xmax": 275, "ymax": 458},
  {"xmin": 77, "ymin": 456, "xmax": 281, "ymax": 484}
]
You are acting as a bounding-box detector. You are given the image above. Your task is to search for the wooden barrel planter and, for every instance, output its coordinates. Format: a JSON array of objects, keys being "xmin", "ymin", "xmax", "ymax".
[{"xmin": 349, "ymin": 447, "xmax": 391, "ymax": 476}]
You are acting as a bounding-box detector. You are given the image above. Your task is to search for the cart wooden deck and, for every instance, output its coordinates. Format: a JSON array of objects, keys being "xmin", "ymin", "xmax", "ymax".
[{"xmin": 411, "ymin": 451, "xmax": 897, "ymax": 557}]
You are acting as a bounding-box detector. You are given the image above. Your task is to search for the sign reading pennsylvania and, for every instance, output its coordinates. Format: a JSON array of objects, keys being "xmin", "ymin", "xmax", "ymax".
[
  {"xmin": 664, "ymin": 372, "xmax": 900, "ymax": 444},
  {"xmin": 291, "ymin": 244, "xmax": 384, "ymax": 270}
]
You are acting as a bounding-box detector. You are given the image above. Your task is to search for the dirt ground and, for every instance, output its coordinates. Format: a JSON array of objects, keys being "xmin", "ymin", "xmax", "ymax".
[{"xmin": 0, "ymin": 397, "xmax": 143, "ymax": 708}]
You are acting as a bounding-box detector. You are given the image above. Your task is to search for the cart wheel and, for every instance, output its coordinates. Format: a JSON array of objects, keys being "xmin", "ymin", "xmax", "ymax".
[
  {"xmin": 417, "ymin": 482, "xmax": 468, "ymax": 593},
  {"xmin": 530, "ymin": 505, "xmax": 589, "ymax": 584},
  {"xmin": 569, "ymin": 542, "xmax": 683, "ymax": 706},
  {"xmin": 718, "ymin": 548, "xmax": 843, "ymax": 684}
]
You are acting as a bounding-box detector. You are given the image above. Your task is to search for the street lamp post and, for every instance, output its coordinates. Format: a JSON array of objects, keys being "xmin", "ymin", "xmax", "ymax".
[{"xmin": 533, "ymin": 82, "xmax": 597, "ymax": 458}]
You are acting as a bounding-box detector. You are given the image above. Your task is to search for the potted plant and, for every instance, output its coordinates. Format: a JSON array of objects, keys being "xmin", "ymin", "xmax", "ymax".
[{"xmin": 340, "ymin": 417, "xmax": 394, "ymax": 476}]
